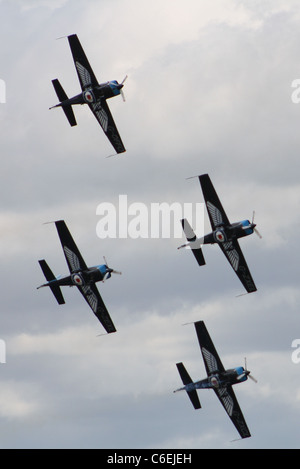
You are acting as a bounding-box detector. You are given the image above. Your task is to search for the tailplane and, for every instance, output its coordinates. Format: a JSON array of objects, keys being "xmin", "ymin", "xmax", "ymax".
[
  {"xmin": 37, "ymin": 259, "xmax": 65, "ymax": 305},
  {"xmin": 175, "ymin": 362, "xmax": 201, "ymax": 409},
  {"xmin": 50, "ymin": 79, "xmax": 77, "ymax": 127},
  {"xmin": 178, "ymin": 219, "xmax": 206, "ymax": 266}
]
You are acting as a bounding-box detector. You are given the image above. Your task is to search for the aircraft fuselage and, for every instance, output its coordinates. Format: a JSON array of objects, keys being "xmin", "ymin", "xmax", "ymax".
[
  {"xmin": 56, "ymin": 81, "xmax": 123, "ymax": 110},
  {"xmin": 202, "ymin": 220, "xmax": 256, "ymax": 245},
  {"xmin": 39, "ymin": 264, "xmax": 111, "ymax": 289},
  {"xmin": 184, "ymin": 367, "xmax": 249, "ymax": 392}
]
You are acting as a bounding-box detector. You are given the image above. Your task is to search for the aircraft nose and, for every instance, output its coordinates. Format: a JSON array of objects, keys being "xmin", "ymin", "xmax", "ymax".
[{"xmin": 116, "ymin": 83, "xmax": 124, "ymax": 90}]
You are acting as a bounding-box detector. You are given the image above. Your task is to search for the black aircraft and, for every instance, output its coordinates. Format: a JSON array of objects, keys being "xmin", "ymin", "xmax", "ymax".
[
  {"xmin": 37, "ymin": 220, "xmax": 121, "ymax": 334},
  {"xmin": 50, "ymin": 34, "xmax": 126, "ymax": 154},
  {"xmin": 174, "ymin": 320, "xmax": 256, "ymax": 440},
  {"xmin": 178, "ymin": 174, "xmax": 261, "ymax": 293}
]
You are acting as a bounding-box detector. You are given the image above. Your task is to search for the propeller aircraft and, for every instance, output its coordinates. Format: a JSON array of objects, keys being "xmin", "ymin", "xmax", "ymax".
[
  {"xmin": 50, "ymin": 34, "xmax": 127, "ymax": 154},
  {"xmin": 178, "ymin": 174, "xmax": 261, "ymax": 293},
  {"xmin": 37, "ymin": 220, "xmax": 121, "ymax": 334},
  {"xmin": 174, "ymin": 320, "xmax": 256, "ymax": 439}
]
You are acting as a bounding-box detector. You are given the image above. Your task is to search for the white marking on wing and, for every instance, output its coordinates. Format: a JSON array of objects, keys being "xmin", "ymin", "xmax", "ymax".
[
  {"xmin": 76, "ymin": 61, "xmax": 92, "ymax": 88},
  {"xmin": 64, "ymin": 246, "xmax": 81, "ymax": 272},
  {"xmin": 81, "ymin": 285, "xmax": 98, "ymax": 313},
  {"xmin": 91, "ymin": 102, "xmax": 108, "ymax": 132},
  {"xmin": 223, "ymin": 242, "xmax": 239, "ymax": 271},
  {"xmin": 217, "ymin": 387, "xmax": 234, "ymax": 416},
  {"xmin": 207, "ymin": 201, "xmax": 224, "ymax": 227},
  {"xmin": 202, "ymin": 347, "xmax": 218, "ymax": 373}
]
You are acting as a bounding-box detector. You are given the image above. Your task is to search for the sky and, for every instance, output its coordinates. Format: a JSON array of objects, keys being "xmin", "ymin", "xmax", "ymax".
[{"xmin": 0, "ymin": 0, "xmax": 300, "ymax": 449}]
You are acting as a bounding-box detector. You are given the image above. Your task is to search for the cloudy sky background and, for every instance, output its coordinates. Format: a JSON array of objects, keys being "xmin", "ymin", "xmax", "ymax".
[{"xmin": 0, "ymin": 0, "xmax": 300, "ymax": 449}]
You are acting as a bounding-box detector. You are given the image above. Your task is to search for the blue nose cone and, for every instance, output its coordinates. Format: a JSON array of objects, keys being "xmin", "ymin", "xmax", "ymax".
[
  {"xmin": 109, "ymin": 80, "xmax": 123, "ymax": 96},
  {"xmin": 241, "ymin": 220, "xmax": 254, "ymax": 235},
  {"xmin": 235, "ymin": 366, "xmax": 248, "ymax": 382},
  {"xmin": 97, "ymin": 264, "xmax": 111, "ymax": 279}
]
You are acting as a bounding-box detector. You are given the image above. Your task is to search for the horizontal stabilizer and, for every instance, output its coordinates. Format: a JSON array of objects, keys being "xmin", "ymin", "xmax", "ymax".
[
  {"xmin": 38, "ymin": 259, "xmax": 65, "ymax": 305},
  {"xmin": 38, "ymin": 259, "xmax": 56, "ymax": 281},
  {"xmin": 181, "ymin": 218, "xmax": 197, "ymax": 242},
  {"xmin": 52, "ymin": 78, "xmax": 68, "ymax": 102},
  {"xmin": 176, "ymin": 362, "xmax": 201, "ymax": 409},
  {"xmin": 180, "ymin": 219, "xmax": 206, "ymax": 266},
  {"xmin": 51, "ymin": 79, "xmax": 77, "ymax": 126}
]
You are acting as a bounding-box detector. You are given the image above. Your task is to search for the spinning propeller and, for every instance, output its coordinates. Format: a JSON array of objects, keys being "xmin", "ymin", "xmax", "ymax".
[
  {"xmin": 251, "ymin": 211, "xmax": 262, "ymax": 239},
  {"xmin": 119, "ymin": 75, "xmax": 128, "ymax": 102},
  {"xmin": 238, "ymin": 357, "xmax": 258, "ymax": 383},
  {"xmin": 103, "ymin": 256, "xmax": 122, "ymax": 281}
]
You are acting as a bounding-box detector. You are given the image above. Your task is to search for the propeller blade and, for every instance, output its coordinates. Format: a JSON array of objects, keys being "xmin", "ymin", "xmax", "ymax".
[
  {"xmin": 251, "ymin": 212, "xmax": 262, "ymax": 238},
  {"xmin": 103, "ymin": 256, "xmax": 122, "ymax": 275},
  {"xmin": 254, "ymin": 227, "xmax": 262, "ymax": 239},
  {"xmin": 120, "ymin": 75, "xmax": 127, "ymax": 101},
  {"xmin": 249, "ymin": 374, "xmax": 258, "ymax": 383},
  {"xmin": 244, "ymin": 358, "xmax": 257, "ymax": 382}
]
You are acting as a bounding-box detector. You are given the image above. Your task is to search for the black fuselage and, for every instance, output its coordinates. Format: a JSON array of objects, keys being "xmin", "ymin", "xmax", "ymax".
[
  {"xmin": 203, "ymin": 220, "xmax": 255, "ymax": 245},
  {"xmin": 58, "ymin": 81, "xmax": 123, "ymax": 110}
]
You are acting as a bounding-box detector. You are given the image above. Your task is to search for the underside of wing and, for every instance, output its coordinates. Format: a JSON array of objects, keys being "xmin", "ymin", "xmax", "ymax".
[
  {"xmin": 89, "ymin": 99, "xmax": 126, "ymax": 154},
  {"xmin": 218, "ymin": 239, "xmax": 257, "ymax": 293},
  {"xmin": 214, "ymin": 386, "xmax": 251, "ymax": 439},
  {"xmin": 55, "ymin": 220, "xmax": 88, "ymax": 273},
  {"xmin": 78, "ymin": 282, "xmax": 116, "ymax": 333},
  {"xmin": 68, "ymin": 34, "xmax": 98, "ymax": 89},
  {"xmin": 194, "ymin": 321, "xmax": 225, "ymax": 375},
  {"xmin": 199, "ymin": 174, "xmax": 230, "ymax": 229}
]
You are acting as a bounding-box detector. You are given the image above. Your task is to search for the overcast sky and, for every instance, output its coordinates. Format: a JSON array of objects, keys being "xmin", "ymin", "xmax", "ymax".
[{"xmin": 0, "ymin": 0, "xmax": 300, "ymax": 449}]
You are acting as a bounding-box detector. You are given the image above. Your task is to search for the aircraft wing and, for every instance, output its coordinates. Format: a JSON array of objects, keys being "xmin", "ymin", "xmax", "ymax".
[
  {"xmin": 68, "ymin": 34, "xmax": 98, "ymax": 89},
  {"xmin": 199, "ymin": 174, "xmax": 230, "ymax": 229},
  {"xmin": 88, "ymin": 99, "xmax": 126, "ymax": 154},
  {"xmin": 55, "ymin": 220, "xmax": 88, "ymax": 273},
  {"xmin": 195, "ymin": 321, "xmax": 225, "ymax": 375},
  {"xmin": 77, "ymin": 282, "xmax": 116, "ymax": 333},
  {"xmin": 213, "ymin": 385, "xmax": 251, "ymax": 439},
  {"xmin": 218, "ymin": 238, "xmax": 257, "ymax": 293}
]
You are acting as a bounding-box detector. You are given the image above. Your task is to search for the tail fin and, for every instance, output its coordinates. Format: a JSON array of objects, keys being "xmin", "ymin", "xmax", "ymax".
[
  {"xmin": 175, "ymin": 362, "xmax": 201, "ymax": 409},
  {"xmin": 179, "ymin": 219, "xmax": 206, "ymax": 266},
  {"xmin": 38, "ymin": 259, "xmax": 65, "ymax": 305},
  {"xmin": 50, "ymin": 79, "xmax": 77, "ymax": 127}
]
